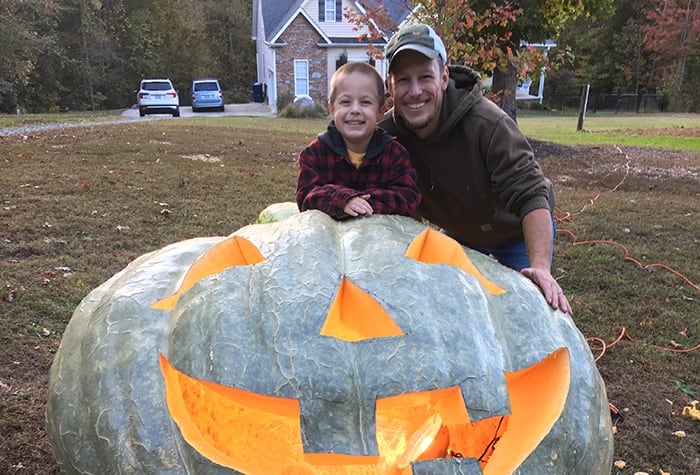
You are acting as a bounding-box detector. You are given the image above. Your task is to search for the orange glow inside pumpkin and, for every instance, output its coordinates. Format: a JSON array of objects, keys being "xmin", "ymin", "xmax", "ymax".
[
  {"xmin": 160, "ymin": 348, "xmax": 569, "ymax": 474},
  {"xmin": 320, "ymin": 276, "xmax": 405, "ymax": 342}
]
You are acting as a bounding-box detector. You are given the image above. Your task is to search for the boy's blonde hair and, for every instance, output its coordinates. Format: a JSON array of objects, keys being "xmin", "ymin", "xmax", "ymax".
[{"xmin": 328, "ymin": 62, "xmax": 385, "ymax": 106}]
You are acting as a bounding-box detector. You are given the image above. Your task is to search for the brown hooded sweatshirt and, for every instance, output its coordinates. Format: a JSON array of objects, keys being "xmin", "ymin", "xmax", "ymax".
[{"xmin": 379, "ymin": 64, "xmax": 554, "ymax": 247}]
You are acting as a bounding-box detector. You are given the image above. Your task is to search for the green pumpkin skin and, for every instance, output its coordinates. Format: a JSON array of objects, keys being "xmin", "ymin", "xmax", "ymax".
[
  {"xmin": 46, "ymin": 211, "xmax": 613, "ymax": 474},
  {"xmin": 255, "ymin": 201, "xmax": 299, "ymax": 224}
]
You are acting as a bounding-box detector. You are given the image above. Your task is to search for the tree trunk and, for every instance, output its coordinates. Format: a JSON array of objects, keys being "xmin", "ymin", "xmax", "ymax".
[{"xmin": 492, "ymin": 62, "xmax": 518, "ymax": 122}]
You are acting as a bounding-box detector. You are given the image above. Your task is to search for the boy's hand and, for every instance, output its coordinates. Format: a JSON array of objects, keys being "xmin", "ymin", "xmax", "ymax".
[{"xmin": 344, "ymin": 194, "xmax": 373, "ymax": 217}]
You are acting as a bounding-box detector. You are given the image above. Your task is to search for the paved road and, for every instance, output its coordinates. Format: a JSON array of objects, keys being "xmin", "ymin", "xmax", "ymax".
[
  {"xmin": 0, "ymin": 103, "xmax": 277, "ymax": 136},
  {"xmin": 121, "ymin": 102, "xmax": 276, "ymax": 118}
]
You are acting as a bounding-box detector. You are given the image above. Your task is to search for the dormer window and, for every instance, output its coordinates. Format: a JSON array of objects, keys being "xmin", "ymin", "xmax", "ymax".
[{"xmin": 319, "ymin": 0, "xmax": 342, "ymax": 22}]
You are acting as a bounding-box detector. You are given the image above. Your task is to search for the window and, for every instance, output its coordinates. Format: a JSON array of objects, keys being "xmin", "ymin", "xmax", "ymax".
[
  {"xmin": 326, "ymin": 0, "xmax": 335, "ymax": 21},
  {"xmin": 194, "ymin": 81, "xmax": 219, "ymax": 92},
  {"xmin": 143, "ymin": 81, "xmax": 173, "ymax": 91},
  {"xmin": 294, "ymin": 60, "xmax": 309, "ymax": 96},
  {"xmin": 319, "ymin": 0, "xmax": 342, "ymax": 22}
]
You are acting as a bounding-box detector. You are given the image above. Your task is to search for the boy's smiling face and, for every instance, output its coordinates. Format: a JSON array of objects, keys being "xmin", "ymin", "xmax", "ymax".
[{"xmin": 328, "ymin": 70, "xmax": 383, "ymax": 154}]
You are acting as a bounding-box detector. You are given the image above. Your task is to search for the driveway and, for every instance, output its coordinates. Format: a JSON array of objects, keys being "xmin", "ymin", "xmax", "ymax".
[
  {"xmin": 0, "ymin": 103, "xmax": 277, "ymax": 137},
  {"xmin": 122, "ymin": 102, "xmax": 276, "ymax": 118}
]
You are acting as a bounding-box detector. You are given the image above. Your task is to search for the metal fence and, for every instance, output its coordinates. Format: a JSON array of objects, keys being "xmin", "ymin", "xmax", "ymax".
[
  {"xmin": 589, "ymin": 93, "xmax": 665, "ymax": 113},
  {"xmin": 544, "ymin": 92, "xmax": 666, "ymax": 113}
]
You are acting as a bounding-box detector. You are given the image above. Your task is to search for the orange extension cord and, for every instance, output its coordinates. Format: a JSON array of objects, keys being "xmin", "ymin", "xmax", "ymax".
[{"xmin": 553, "ymin": 146, "xmax": 698, "ymax": 361}]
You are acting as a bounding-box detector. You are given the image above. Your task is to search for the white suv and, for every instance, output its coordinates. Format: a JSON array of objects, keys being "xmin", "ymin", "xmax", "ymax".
[{"xmin": 137, "ymin": 79, "xmax": 180, "ymax": 117}]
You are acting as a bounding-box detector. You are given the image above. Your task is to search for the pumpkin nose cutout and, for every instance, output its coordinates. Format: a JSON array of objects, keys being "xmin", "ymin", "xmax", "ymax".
[{"xmin": 320, "ymin": 276, "xmax": 404, "ymax": 342}]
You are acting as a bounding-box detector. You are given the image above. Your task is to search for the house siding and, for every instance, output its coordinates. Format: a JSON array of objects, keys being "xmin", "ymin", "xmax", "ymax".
[
  {"xmin": 254, "ymin": 0, "xmax": 275, "ymax": 103},
  {"xmin": 276, "ymin": 14, "xmax": 328, "ymax": 104},
  {"xmin": 306, "ymin": 0, "xmax": 368, "ymax": 37}
]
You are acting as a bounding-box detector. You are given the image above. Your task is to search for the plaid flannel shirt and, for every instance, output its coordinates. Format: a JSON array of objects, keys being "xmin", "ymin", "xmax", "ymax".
[{"xmin": 296, "ymin": 123, "xmax": 421, "ymax": 219}]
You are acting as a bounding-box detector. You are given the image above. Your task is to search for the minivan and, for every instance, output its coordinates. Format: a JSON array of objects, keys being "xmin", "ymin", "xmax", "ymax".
[{"xmin": 191, "ymin": 79, "xmax": 224, "ymax": 112}]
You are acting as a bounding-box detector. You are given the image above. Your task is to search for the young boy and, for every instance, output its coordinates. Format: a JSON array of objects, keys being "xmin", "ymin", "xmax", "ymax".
[{"xmin": 296, "ymin": 62, "xmax": 420, "ymax": 219}]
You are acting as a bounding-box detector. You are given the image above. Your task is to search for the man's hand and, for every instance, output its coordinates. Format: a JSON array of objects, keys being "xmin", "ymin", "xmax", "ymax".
[
  {"xmin": 521, "ymin": 208, "xmax": 573, "ymax": 316},
  {"xmin": 521, "ymin": 267, "xmax": 573, "ymax": 316},
  {"xmin": 344, "ymin": 194, "xmax": 373, "ymax": 217}
]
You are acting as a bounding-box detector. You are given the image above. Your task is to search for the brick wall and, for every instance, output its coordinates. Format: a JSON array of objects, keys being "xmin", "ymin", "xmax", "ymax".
[{"xmin": 276, "ymin": 15, "xmax": 328, "ymax": 104}]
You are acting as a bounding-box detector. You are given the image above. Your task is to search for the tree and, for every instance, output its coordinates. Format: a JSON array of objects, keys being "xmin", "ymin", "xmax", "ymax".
[
  {"xmin": 350, "ymin": 0, "xmax": 613, "ymax": 120},
  {"xmin": 0, "ymin": 0, "xmax": 255, "ymax": 112},
  {"xmin": 557, "ymin": 0, "xmax": 652, "ymax": 95},
  {"xmin": 0, "ymin": 0, "xmax": 60, "ymax": 112},
  {"xmin": 55, "ymin": 0, "xmax": 113, "ymax": 111},
  {"xmin": 199, "ymin": 0, "xmax": 256, "ymax": 99},
  {"xmin": 643, "ymin": 0, "xmax": 700, "ymax": 110}
]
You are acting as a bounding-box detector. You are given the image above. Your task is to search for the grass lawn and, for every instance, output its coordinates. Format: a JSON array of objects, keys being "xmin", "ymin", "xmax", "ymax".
[
  {"xmin": 518, "ymin": 110, "xmax": 700, "ymax": 150},
  {"xmin": 0, "ymin": 112, "xmax": 698, "ymax": 474}
]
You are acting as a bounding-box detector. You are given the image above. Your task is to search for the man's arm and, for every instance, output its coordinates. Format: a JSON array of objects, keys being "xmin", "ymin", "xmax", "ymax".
[{"xmin": 520, "ymin": 208, "xmax": 573, "ymax": 315}]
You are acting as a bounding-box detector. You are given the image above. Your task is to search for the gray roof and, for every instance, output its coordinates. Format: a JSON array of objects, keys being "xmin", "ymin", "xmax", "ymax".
[
  {"xmin": 260, "ymin": 0, "xmax": 303, "ymax": 42},
  {"xmin": 260, "ymin": 0, "xmax": 411, "ymax": 43}
]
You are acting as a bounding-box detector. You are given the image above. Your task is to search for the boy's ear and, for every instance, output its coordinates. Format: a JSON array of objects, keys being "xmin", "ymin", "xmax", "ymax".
[{"xmin": 327, "ymin": 101, "xmax": 333, "ymax": 114}]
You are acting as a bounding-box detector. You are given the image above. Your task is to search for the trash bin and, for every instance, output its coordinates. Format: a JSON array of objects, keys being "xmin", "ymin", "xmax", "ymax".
[{"xmin": 252, "ymin": 83, "xmax": 265, "ymax": 103}]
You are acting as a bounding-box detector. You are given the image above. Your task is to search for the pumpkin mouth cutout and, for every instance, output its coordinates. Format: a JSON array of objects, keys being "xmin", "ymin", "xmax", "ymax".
[{"xmin": 160, "ymin": 348, "xmax": 569, "ymax": 474}]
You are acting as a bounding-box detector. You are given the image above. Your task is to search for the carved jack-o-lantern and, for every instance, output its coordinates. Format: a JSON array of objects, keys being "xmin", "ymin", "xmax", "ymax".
[{"xmin": 46, "ymin": 210, "xmax": 613, "ymax": 474}]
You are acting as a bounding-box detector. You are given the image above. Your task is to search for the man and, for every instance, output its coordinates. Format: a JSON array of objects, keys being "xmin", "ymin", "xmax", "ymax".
[{"xmin": 379, "ymin": 23, "xmax": 572, "ymax": 315}]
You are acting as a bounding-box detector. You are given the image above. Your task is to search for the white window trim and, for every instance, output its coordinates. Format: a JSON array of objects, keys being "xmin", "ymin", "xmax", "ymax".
[{"xmin": 294, "ymin": 60, "xmax": 309, "ymax": 96}]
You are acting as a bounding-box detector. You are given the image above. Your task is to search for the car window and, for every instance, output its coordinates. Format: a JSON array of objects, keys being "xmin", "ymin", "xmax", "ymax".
[
  {"xmin": 194, "ymin": 82, "xmax": 219, "ymax": 92},
  {"xmin": 143, "ymin": 82, "xmax": 172, "ymax": 91}
]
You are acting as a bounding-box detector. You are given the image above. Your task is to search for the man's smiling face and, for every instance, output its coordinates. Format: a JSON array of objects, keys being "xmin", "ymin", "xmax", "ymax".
[{"xmin": 388, "ymin": 50, "xmax": 449, "ymax": 140}]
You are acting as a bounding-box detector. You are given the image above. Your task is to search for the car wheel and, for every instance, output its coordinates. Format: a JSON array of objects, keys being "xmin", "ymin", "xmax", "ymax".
[
  {"xmin": 173, "ymin": 107, "xmax": 180, "ymax": 118},
  {"xmin": 219, "ymin": 105, "xmax": 225, "ymax": 112},
  {"xmin": 139, "ymin": 109, "xmax": 146, "ymax": 117}
]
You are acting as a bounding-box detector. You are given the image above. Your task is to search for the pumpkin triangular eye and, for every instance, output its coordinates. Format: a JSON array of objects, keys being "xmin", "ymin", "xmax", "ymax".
[
  {"xmin": 320, "ymin": 276, "xmax": 404, "ymax": 342},
  {"xmin": 405, "ymin": 228, "xmax": 506, "ymax": 295},
  {"xmin": 151, "ymin": 235, "xmax": 265, "ymax": 310}
]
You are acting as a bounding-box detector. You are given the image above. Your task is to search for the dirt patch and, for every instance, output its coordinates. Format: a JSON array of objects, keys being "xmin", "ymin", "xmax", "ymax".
[{"xmin": 531, "ymin": 139, "xmax": 700, "ymax": 194}]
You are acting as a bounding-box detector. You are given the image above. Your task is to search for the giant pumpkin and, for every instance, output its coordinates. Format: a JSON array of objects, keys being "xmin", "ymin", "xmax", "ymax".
[{"xmin": 46, "ymin": 209, "xmax": 613, "ymax": 474}]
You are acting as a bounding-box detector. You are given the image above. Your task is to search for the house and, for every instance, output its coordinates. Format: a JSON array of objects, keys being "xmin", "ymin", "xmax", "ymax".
[{"xmin": 251, "ymin": 0, "xmax": 411, "ymax": 108}]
